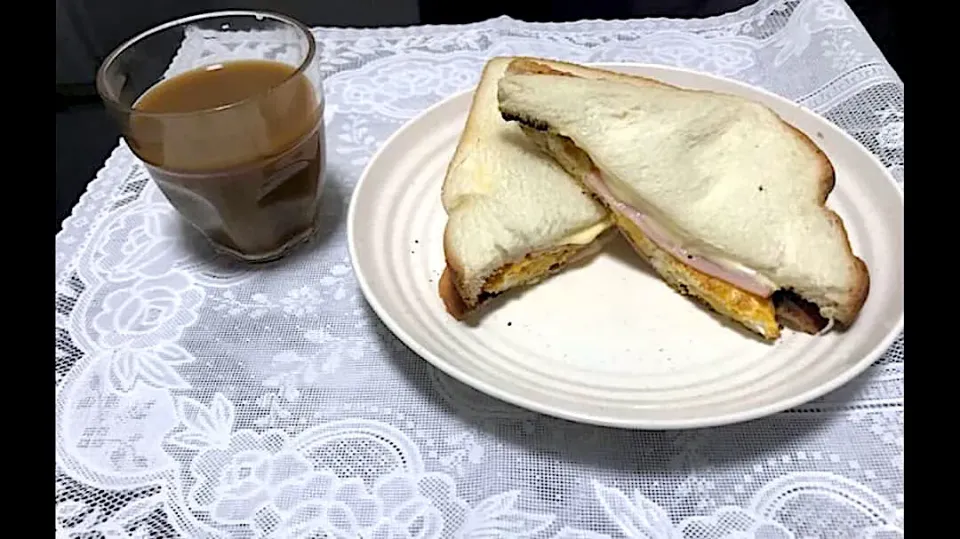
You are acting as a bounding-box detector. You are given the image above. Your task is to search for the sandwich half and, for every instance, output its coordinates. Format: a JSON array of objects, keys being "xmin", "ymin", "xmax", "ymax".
[
  {"xmin": 497, "ymin": 58, "xmax": 870, "ymax": 340},
  {"xmin": 439, "ymin": 57, "xmax": 616, "ymax": 319}
]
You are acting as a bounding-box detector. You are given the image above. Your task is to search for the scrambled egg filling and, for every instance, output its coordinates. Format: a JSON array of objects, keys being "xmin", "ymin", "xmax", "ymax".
[
  {"xmin": 485, "ymin": 246, "xmax": 582, "ymax": 293},
  {"xmin": 484, "ymin": 218, "xmax": 613, "ymax": 294},
  {"xmin": 615, "ymin": 213, "xmax": 780, "ymax": 340}
]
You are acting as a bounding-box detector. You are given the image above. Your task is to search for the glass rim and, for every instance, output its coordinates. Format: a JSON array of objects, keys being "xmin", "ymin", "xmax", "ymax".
[{"xmin": 95, "ymin": 10, "xmax": 317, "ymax": 119}]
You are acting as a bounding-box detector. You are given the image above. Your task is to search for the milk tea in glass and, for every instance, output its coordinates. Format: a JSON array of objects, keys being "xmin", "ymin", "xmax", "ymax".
[{"xmin": 96, "ymin": 11, "xmax": 326, "ymax": 262}]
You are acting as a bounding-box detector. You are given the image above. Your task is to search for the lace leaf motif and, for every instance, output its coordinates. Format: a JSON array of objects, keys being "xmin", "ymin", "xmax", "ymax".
[
  {"xmin": 461, "ymin": 490, "xmax": 555, "ymax": 538},
  {"xmin": 594, "ymin": 482, "xmax": 681, "ymax": 539},
  {"xmin": 169, "ymin": 393, "xmax": 235, "ymax": 450},
  {"xmin": 109, "ymin": 343, "xmax": 193, "ymax": 392}
]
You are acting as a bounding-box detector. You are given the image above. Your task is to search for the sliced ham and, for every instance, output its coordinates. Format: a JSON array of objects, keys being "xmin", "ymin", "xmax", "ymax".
[{"xmin": 582, "ymin": 170, "xmax": 776, "ymax": 298}]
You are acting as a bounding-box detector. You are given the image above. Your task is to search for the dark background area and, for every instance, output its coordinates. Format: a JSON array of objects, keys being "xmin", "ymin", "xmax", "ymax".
[{"xmin": 55, "ymin": 0, "xmax": 901, "ymax": 231}]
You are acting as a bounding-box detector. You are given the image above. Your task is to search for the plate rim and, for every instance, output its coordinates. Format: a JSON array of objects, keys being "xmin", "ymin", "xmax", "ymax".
[{"xmin": 346, "ymin": 61, "xmax": 905, "ymax": 429}]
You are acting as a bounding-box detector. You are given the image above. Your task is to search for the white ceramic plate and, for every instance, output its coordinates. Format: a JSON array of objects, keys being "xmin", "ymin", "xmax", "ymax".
[{"xmin": 347, "ymin": 63, "xmax": 904, "ymax": 429}]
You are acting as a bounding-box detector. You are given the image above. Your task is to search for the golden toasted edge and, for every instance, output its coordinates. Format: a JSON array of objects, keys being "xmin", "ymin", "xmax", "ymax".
[
  {"xmin": 437, "ymin": 232, "xmax": 614, "ymax": 321},
  {"xmin": 438, "ymin": 266, "xmax": 469, "ymax": 320},
  {"xmin": 501, "ymin": 58, "xmax": 871, "ymax": 328}
]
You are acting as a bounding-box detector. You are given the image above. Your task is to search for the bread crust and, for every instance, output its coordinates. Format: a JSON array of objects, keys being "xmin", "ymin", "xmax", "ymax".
[
  {"xmin": 500, "ymin": 58, "xmax": 870, "ymax": 329},
  {"xmin": 781, "ymin": 122, "xmax": 870, "ymax": 327},
  {"xmin": 438, "ymin": 266, "xmax": 469, "ymax": 320}
]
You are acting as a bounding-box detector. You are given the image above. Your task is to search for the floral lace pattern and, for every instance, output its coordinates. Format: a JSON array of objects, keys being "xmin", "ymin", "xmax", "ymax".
[{"xmin": 55, "ymin": 1, "xmax": 903, "ymax": 537}]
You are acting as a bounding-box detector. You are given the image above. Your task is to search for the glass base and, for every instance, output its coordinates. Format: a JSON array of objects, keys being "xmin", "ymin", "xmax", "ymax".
[{"xmin": 205, "ymin": 218, "xmax": 320, "ymax": 264}]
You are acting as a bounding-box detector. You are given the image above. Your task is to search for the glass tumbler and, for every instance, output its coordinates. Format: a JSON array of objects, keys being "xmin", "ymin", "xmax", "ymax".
[{"xmin": 96, "ymin": 11, "xmax": 326, "ymax": 263}]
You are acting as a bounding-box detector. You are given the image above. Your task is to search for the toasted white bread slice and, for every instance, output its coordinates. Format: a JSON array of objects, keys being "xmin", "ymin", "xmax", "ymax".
[
  {"xmin": 439, "ymin": 57, "xmax": 615, "ymax": 319},
  {"xmin": 497, "ymin": 59, "xmax": 869, "ymax": 339}
]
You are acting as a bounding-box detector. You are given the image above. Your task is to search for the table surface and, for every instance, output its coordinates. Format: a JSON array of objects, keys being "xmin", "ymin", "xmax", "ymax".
[{"xmin": 55, "ymin": 2, "xmax": 904, "ymax": 538}]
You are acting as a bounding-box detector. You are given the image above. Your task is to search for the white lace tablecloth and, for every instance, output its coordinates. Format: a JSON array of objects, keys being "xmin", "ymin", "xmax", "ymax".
[{"xmin": 55, "ymin": 1, "xmax": 904, "ymax": 537}]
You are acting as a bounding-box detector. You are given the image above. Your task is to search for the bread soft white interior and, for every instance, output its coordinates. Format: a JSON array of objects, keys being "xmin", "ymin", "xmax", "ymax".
[
  {"xmin": 439, "ymin": 57, "xmax": 615, "ymax": 318},
  {"xmin": 496, "ymin": 60, "xmax": 869, "ymax": 327}
]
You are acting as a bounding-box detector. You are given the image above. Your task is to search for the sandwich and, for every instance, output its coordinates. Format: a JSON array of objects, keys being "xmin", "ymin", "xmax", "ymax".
[
  {"xmin": 438, "ymin": 57, "xmax": 617, "ymax": 320},
  {"xmin": 496, "ymin": 58, "xmax": 870, "ymax": 340}
]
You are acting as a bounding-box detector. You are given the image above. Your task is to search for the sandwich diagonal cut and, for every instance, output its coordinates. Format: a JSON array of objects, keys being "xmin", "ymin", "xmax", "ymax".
[
  {"xmin": 496, "ymin": 58, "xmax": 870, "ymax": 340},
  {"xmin": 438, "ymin": 57, "xmax": 617, "ymax": 319}
]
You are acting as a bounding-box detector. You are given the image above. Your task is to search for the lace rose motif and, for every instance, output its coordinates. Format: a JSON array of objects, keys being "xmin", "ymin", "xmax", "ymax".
[
  {"xmin": 91, "ymin": 183, "xmax": 254, "ymax": 288},
  {"xmin": 269, "ymin": 472, "xmax": 445, "ymax": 538},
  {"xmin": 90, "ymin": 271, "xmax": 204, "ymax": 391},
  {"xmin": 94, "ymin": 204, "xmax": 193, "ymax": 283},
  {"xmin": 93, "ymin": 271, "xmax": 203, "ymax": 349},
  {"xmin": 177, "ymin": 397, "xmax": 318, "ymax": 527},
  {"xmin": 173, "ymin": 395, "xmax": 553, "ymax": 538},
  {"xmin": 192, "ymin": 442, "xmax": 315, "ymax": 524},
  {"xmin": 274, "ymin": 477, "xmax": 555, "ymax": 539}
]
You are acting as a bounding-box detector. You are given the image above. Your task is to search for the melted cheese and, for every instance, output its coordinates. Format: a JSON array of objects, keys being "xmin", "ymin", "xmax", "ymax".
[{"xmin": 555, "ymin": 217, "xmax": 614, "ymax": 245}]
